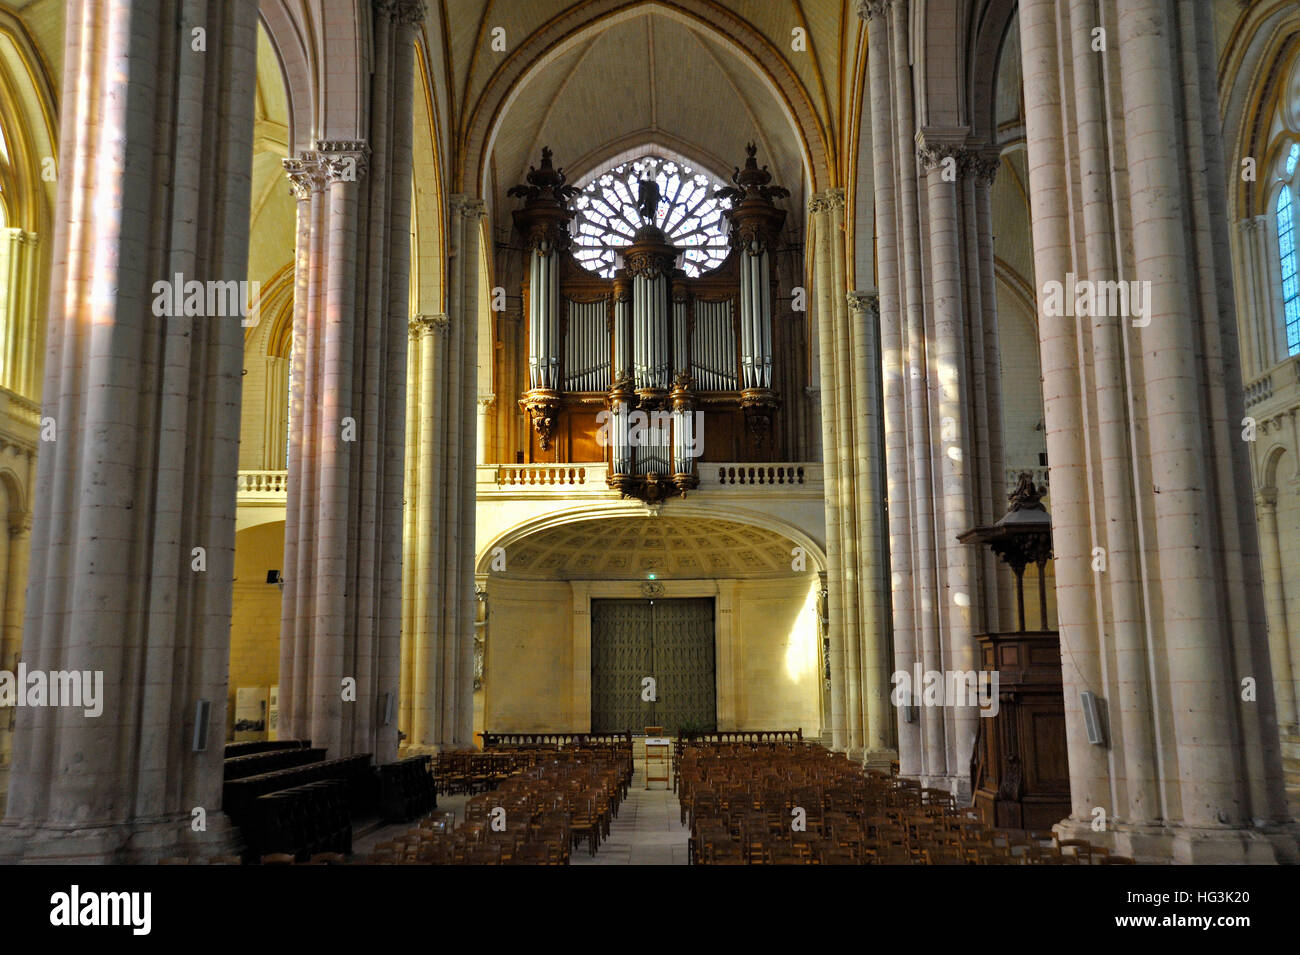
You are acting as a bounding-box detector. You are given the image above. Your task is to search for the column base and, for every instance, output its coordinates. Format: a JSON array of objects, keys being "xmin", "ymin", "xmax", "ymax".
[
  {"xmin": 399, "ymin": 741, "xmax": 478, "ymax": 758},
  {"xmin": 1170, "ymin": 824, "xmax": 1298, "ymax": 865},
  {"xmin": 1052, "ymin": 816, "xmax": 1300, "ymax": 864},
  {"xmin": 910, "ymin": 773, "xmax": 974, "ymax": 805},
  {"xmin": 863, "ymin": 748, "xmax": 898, "ymax": 774},
  {"xmin": 0, "ymin": 812, "xmax": 244, "ymax": 865}
]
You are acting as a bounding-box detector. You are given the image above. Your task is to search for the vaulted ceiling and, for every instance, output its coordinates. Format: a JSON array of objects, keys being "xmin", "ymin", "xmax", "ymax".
[
  {"xmin": 433, "ymin": 0, "xmax": 853, "ymax": 243},
  {"xmin": 484, "ymin": 11, "xmax": 809, "ymax": 242}
]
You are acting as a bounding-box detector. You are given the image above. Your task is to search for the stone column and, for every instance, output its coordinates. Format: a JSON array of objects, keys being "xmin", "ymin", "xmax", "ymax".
[
  {"xmin": 1232, "ymin": 218, "xmax": 1271, "ymax": 380},
  {"xmin": 0, "ymin": 508, "xmax": 30, "ymax": 809},
  {"xmin": 570, "ymin": 581, "xmax": 591, "ymax": 731},
  {"xmin": 918, "ymin": 134, "xmax": 979, "ymax": 797},
  {"xmin": 864, "ymin": 0, "xmax": 919, "ymax": 775},
  {"xmin": 455, "ymin": 199, "xmax": 487, "ymax": 748},
  {"xmin": 1257, "ymin": 489, "xmax": 1297, "ymax": 733},
  {"xmin": 1017, "ymin": 0, "xmax": 1113, "ymax": 838},
  {"xmin": 476, "ymin": 394, "xmax": 495, "ymax": 464},
  {"xmin": 402, "ymin": 312, "xmax": 449, "ymax": 753},
  {"xmin": 0, "ymin": 0, "xmax": 257, "ymax": 863},
  {"xmin": 808, "ymin": 192, "xmax": 848, "ymax": 754},
  {"xmin": 400, "ymin": 196, "xmax": 483, "ymax": 754},
  {"xmin": 968, "ymin": 151, "xmax": 1008, "ymax": 631},
  {"xmin": 847, "ymin": 291, "xmax": 892, "ymax": 766}
]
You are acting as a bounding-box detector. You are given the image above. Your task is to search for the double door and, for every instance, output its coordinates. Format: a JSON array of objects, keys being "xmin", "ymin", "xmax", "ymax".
[{"xmin": 589, "ymin": 597, "xmax": 716, "ymax": 735}]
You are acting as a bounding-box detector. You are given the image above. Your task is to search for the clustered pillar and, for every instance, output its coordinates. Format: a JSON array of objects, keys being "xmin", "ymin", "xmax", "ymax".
[
  {"xmin": 1017, "ymin": 0, "xmax": 1296, "ymax": 862},
  {"xmin": 279, "ymin": 2, "xmax": 422, "ymax": 764},
  {"xmin": 808, "ymin": 187, "xmax": 893, "ymax": 767},
  {"xmin": 860, "ymin": 0, "xmax": 1007, "ymax": 796},
  {"xmin": 0, "ymin": 0, "xmax": 258, "ymax": 862}
]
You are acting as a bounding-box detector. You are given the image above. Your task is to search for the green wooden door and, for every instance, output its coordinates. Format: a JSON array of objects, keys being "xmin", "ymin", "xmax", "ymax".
[{"xmin": 589, "ymin": 597, "xmax": 716, "ymax": 734}]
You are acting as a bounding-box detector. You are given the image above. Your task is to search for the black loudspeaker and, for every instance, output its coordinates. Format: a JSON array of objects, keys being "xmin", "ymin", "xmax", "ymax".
[
  {"xmin": 382, "ymin": 691, "xmax": 396, "ymax": 726},
  {"xmin": 1080, "ymin": 691, "xmax": 1106, "ymax": 746},
  {"xmin": 192, "ymin": 699, "xmax": 211, "ymax": 752},
  {"xmin": 266, "ymin": 569, "xmax": 281, "ymax": 584}
]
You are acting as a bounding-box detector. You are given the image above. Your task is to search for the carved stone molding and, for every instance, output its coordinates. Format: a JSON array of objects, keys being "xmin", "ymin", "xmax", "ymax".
[
  {"xmin": 3, "ymin": 228, "xmax": 37, "ymax": 246},
  {"xmin": 284, "ymin": 140, "xmax": 372, "ymax": 193},
  {"xmin": 317, "ymin": 140, "xmax": 371, "ymax": 184},
  {"xmin": 740, "ymin": 387, "xmax": 780, "ymax": 447},
  {"xmin": 317, "ymin": 139, "xmax": 368, "ymax": 155}
]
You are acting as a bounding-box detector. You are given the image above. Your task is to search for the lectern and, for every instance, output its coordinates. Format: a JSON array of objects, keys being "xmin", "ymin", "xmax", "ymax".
[{"xmin": 643, "ymin": 726, "xmax": 670, "ymax": 789}]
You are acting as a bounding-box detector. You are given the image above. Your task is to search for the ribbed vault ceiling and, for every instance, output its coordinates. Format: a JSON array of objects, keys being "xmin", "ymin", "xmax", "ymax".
[
  {"xmin": 486, "ymin": 10, "xmax": 807, "ymax": 245},
  {"xmin": 502, "ymin": 516, "xmax": 807, "ymax": 580}
]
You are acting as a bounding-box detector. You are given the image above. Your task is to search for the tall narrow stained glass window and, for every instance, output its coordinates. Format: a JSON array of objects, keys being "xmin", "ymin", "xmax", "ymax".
[{"xmin": 1279, "ymin": 183, "xmax": 1300, "ymax": 355}]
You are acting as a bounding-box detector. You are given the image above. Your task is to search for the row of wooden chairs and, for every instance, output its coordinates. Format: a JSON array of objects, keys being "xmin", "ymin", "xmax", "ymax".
[
  {"xmin": 369, "ymin": 746, "xmax": 633, "ymax": 865},
  {"xmin": 679, "ymin": 742, "xmax": 1131, "ymax": 865}
]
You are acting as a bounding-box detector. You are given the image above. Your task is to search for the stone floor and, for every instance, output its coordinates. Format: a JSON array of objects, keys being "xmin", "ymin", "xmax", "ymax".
[
  {"xmin": 350, "ymin": 767, "xmax": 689, "ymax": 865},
  {"xmin": 573, "ymin": 769, "xmax": 689, "ymax": 866}
]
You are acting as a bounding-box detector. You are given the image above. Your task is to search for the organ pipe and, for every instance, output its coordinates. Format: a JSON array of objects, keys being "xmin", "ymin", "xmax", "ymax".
[
  {"xmin": 715, "ymin": 142, "xmax": 788, "ymax": 446},
  {"xmin": 511, "ymin": 144, "xmax": 786, "ymax": 497},
  {"xmin": 509, "ymin": 146, "xmax": 576, "ymax": 452}
]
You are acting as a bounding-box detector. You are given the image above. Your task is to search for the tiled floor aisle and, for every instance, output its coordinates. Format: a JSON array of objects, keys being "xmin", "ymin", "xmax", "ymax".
[{"xmin": 573, "ymin": 769, "xmax": 690, "ymax": 866}]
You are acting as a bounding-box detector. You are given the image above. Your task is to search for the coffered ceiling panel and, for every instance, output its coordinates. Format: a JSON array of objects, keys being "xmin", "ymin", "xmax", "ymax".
[{"xmin": 500, "ymin": 516, "xmax": 806, "ymax": 580}]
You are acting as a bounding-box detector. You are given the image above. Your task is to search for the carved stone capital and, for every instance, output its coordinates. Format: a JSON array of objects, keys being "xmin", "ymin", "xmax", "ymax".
[
  {"xmin": 477, "ymin": 393, "xmax": 497, "ymax": 410},
  {"xmin": 409, "ymin": 313, "xmax": 449, "ymax": 339},
  {"xmin": 375, "ymin": 0, "xmax": 427, "ymax": 25},
  {"xmin": 807, "ymin": 189, "xmax": 846, "ymax": 215},
  {"xmin": 316, "ymin": 140, "xmax": 371, "ymax": 183},
  {"xmin": 8, "ymin": 512, "xmax": 31, "ymax": 538},
  {"xmin": 1257, "ymin": 487, "xmax": 1279, "ymax": 510},
  {"xmin": 915, "ymin": 128, "xmax": 975, "ymax": 174},
  {"xmin": 847, "ymin": 290, "xmax": 879, "ymax": 314},
  {"xmin": 283, "ymin": 155, "xmax": 324, "ymax": 199},
  {"xmin": 461, "ymin": 197, "xmax": 488, "ymax": 220},
  {"xmin": 966, "ymin": 150, "xmax": 1002, "ymax": 186},
  {"xmin": 917, "ymin": 142, "xmax": 971, "ymax": 172},
  {"xmin": 857, "ymin": 0, "xmax": 896, "ymax": 21}
]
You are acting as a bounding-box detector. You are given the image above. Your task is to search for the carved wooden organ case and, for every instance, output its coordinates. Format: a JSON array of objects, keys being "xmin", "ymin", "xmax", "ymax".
[{"xmin": 509, "ymin": 145, "xmax": 790, "ymax": 503}]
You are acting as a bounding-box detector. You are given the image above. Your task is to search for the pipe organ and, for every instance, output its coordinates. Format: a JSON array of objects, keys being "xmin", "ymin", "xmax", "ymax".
[{"xmin": 510, "ymin": 145, "xmax": 790, "ymax": 502}]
